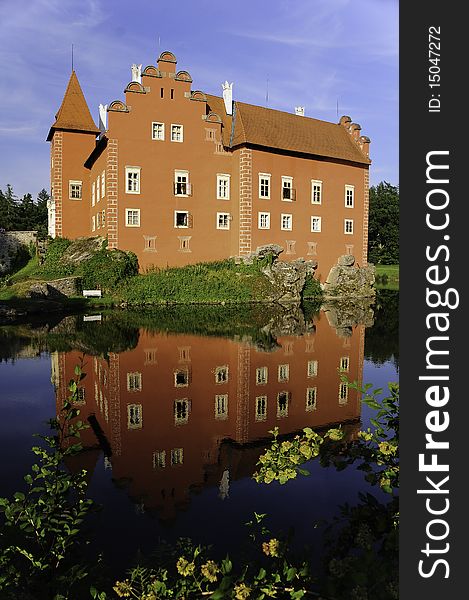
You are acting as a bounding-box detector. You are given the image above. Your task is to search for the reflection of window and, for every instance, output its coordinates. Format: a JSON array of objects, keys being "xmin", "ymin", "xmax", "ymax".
[
  {"xmin": 74, "ymin": 388, "xmax": 86, "ymax": 405},
  {"xmin": 277, "ymin": 391, "xmax": 290, "ymax": 418},
  {"xmin": 256, "ymin": 367, "xmax": 268, "ymax": 385},
  {"xmin": 307, "ymin": 360, "xmax": 318, "ymax": 377},
  {"xmin": 215, "ymin": 394, "xmax": 228, "ymax": 420},
  {"xmin": 174, "ymin": 368, "xmax": 189, "ymax": 387},
  {"xmin": 278, "ymin": 364, "xmax": 289, "ymax": 382},
  {"xmin": 153, "ymin": 450, "xmax": 166, "ymax": 469},
  {"xmin": 171, "ymin": 448, "xmax": 184, "ymax": 465},
  {"xmin": 178, "ymin": 347, "xmax": 191, "ymax": 362},
  {"xmin": 144, "ymin": 349, "xmax": 158, "ymax": 365},
  {"xmin": 215, "ymin": 366, "xmax": 229, "ymax": 384},
  {"xmin": 255, "ymin": 396, "xmax": 267, "ymax": 421},
  {"xmin": 127, "ymin": 372, "xmax": 142, "ymax": 392},
  {"xmin": 174, "ymin": 399, "xmax": 190, "ymax": 425},
  {"xmin": 339, "ymin": 356, "xmax": 350, "ymax": 372},
  {"xmin": 339, "ymin": 382, "xmax": 349, "ymax": 405},
  {"xmin": 127, "ymin": 404, "xmax": 142, "ymax": 429},
  {"xmin": 306, "ymin": 387, "xmax": 317, "ymax": 411}
]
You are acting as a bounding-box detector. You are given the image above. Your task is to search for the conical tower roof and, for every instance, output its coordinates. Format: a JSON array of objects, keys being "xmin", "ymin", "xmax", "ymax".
[{"xmin": 47, "ymin": 71, "xmax": 100, "ymax": 141}]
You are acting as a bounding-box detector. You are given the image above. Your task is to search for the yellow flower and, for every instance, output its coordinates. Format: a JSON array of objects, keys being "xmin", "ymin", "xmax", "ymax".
[
  {"xmin": 113, "ymin": 579, "xmax": 132, "ymax": 598},
  {"xmin": 358, "ymin": 430, "xmax": 373, "ymax": 442},
  {"xmin": 176, "ymin": 556, "xmax": 195, "ymax": 577},
  {"xmin": 327, "ymin": 428, "xmax": 344, "ymax": 441},
  {"xmin": 234, "ymin": 582, "xmax": 251, "ymax": 599},
  {"xmin": 200, "ymin": 560, "xmax": 219, "ymax": 583},
  {"xmin": 262, "ymin": 538, "xmax": 280, "ymax": 558},
  {"xmin": 378, "ymin": 441, "xmax": 397, "ymax": 456}
]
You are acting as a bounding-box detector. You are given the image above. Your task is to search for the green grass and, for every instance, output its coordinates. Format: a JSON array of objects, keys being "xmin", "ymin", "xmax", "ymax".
[
  {"xmin": 6, "ymin": 255, "xmax": 40, "ymax": 284},
  {"xmin": 375, "ymin": 264, "xmax": 399, "ymax": 290}
]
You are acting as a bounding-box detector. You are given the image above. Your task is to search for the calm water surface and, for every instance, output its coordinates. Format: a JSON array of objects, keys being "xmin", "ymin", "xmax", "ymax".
[{"xmin": 0, "ymin": 292, "xmax": 398, "ymax": 575}]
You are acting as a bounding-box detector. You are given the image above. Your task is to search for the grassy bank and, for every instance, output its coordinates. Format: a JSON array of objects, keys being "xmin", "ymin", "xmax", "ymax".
[{"xmin": 375, "ymin": 264, "xmax": 399, "ymax": 290}]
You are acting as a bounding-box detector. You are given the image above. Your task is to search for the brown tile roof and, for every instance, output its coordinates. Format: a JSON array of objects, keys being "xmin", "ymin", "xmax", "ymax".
[
  {"xmin": 206, "ymin": 94, "xmax": 370, "ymax": 165},
  {"xmin": 47, "ymin": 71, "xmax": 100, "ymax": 141}
]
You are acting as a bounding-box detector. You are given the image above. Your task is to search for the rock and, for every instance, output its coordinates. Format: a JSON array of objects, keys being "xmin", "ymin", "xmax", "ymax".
[
  {"xmin": 322, "ymin": 298, "xmax": 375, "ymax": 336},
  {"xmin": 261, "ymin": 258, "xmax": 308, "ymax": 304},
  {"xmin": 242, "ymin": 244, "xmax": 284, "ymax": 264},
  {"xmin": 323, "ymin": 256, "xmax": 375, "ymax": 298},
  {"xmin": 338, "ymin": 254, "xmax": 355, "ymax": 267},
  {"xmin": 26, "ymin": 276, "xmax": 82, "ymax": 299}
]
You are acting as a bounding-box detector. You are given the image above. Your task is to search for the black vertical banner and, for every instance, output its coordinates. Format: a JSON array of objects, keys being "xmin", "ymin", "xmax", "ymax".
[{"xmin": 400, "ymin": 3, "xmax": 467, "ymax": 598}]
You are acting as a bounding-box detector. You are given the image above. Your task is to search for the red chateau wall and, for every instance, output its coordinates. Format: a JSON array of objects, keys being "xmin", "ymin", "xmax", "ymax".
[
  {"xmin": 53, "ymin": 312, "xmax": 364, "ymax": 519},
  {"xmin": 49, "ymin": 51, "xmax": 370, "ymax": 281}
]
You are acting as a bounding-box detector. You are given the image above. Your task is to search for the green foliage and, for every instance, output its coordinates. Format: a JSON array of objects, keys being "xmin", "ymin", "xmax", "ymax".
[
  {"xmin": 364, "ymin": 289, "xmax": 399, "ymax": 368},
  {"xmin": 302, "ymin": 274, "xmax": 322, "ymax": 299},
  {"xmin": 368, "ymin": 182, "xmax": 399, "ymax": 265},
  {"xmin": 0, "ymin": 186, "xmax": 49, "ymax": 234},
  {"xmin": 38, "ymin": 237, "xmax": 75, "ymax": 279},
  {"xmin": 76, "ymin": 249, "xmax": 139, "ymax": 293},
  {"xmin": 0, "ymin": 364, "xmax": 95, "ymax": 599}
]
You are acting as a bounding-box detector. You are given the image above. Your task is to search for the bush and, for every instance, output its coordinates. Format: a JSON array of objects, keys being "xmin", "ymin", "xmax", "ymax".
[{"xmin": 77, "ymin": 249, "xmax": 139, "ymax": 293}]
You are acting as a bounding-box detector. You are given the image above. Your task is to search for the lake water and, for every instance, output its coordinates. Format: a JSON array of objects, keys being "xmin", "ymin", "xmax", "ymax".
[{"xmin": 0, "ymin": 291, "xmax": 398, "ymax": 578}]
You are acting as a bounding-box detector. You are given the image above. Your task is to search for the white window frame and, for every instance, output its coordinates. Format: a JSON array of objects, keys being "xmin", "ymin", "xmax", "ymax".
[
  {"xmin": 339, "ymin": 356, "xmax": 350, "ymax": 372},
  {"xmin": 215, "ymin": 366, "xmax": 229, "ymax": 384},
  {"xmin": 153, "ymin": 450, "xmax": 166, "ymax": 469},
  {"xmin": 255, "ymin": 395, "xmax": 267, "ymax": 421},
  {"xmin": 69, "ymin": 180, "xmax": 82, "ymax": 200},
  {"xmin": 259, "ymin": 173, "xmax": 271, "ymax": 199},
  {"xmin": 91, "ymin": 215, "xmax": 96, "ymax": 232},
  {"xmin": 152, "ymin": 121, "xmax": 165, "ymax": 141},
  {"xmin": 258, "ymin": 212, "xmax": 271, "ymax": 230},
  {"xmin": 174, "ymin": 210, "xmax": 190, "ymax": 228},
  {"xmin": 171, "ymin": 448, "xmax": 184, "ymax": 465},
  {"xmin": 217, "ymin": 212, "xmax": 230, "ymax": 230},
  {"xmin": 339, "ymin": 382, "xmax": 349, "ymax": 405},
  {"xmin": 171, "ymin": 123, "xmax": 184, "ymax": 142},
  {"xmin": 125, "ymin": 167, "xmax": 141, "ymax": 194},
  {"xmin": 174, "ymin": 398, "xmax": 190, "ymax": 425},
  {"xmin": 281, "ymin": 176, "xmax": 293, "ymax": 201},
  {"xmin": 101, "ymin": 209, "xmax": 106, "ymax": 228},
  {"xmin": 306, "ymin": 387, "xmax": 317, "ymax": 411},
  {"xmin": 101, "ymin": 170, "xmax": 106, "ymax": 197},
  {"xmin": 127, "ymin": 372, "xmax": 142, "ymax": 392},
  {"xmin": 215, "ymin": 394, "xmax": 229, "ymax": 420},
  {"xmin": 311, "ymin": 179, "xmax": 322, "ymax": 204},
  {"xmin": 278, "ymin": 364, "xmax": 290, "ymax": 382},
  {"xmin": 174, "ymin": 170, "xmax": 190, "ymax": 196},
  {"xmin": 174, "ymin": 368, "xmax": 189, "ymax": 388},
  {"xmin": 281, "ymin": 213, "xmax": 292, "ymax": 231},
  {"xmin": 96, "ymin": 212, "xmax": 101, "ymax": 229},
  {"xmin": 345, "ymin": 185, "xmax": 354, "ymax": 208},
  {"xmin": 307, "ymin": 360, "xmax": 318, "ymax": 377},
  {"xmin": 217, "ymin": 174, "xmax": 231, "ymax": 200},
  {"xmin": 125, "ymin": 208, "xmax": 141, "ymax": 227},
  {"xmin": 344, "ymin": 219, "xmax": 354, "ymax": 234},
  {"xmin": 96, "ymin": 175, "xmax": 100, "ymax": 202},
  {"xmin": 127, "ymin": 404, "xmax": 142, "ymax": 429},
  {"xmin": 91, "ymin": 181, "xmax": 95, "ymax": 206},
  {"xmin": 256, "ymin": 367, "xmax": 268, "ymax": 385},
  {"xmin": 311, "ymin": 216, "xmax": 322, "ymax": 233}
]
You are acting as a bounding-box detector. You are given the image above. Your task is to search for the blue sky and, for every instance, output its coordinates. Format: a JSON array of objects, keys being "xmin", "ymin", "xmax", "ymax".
[{"xmin": 0, "ymin": 0, "xmax": 398, "ymax": 199}]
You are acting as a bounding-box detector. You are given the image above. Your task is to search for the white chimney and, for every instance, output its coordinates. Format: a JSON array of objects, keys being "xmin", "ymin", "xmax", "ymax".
[
  {"xmin": 295, "ymin": 106, "xmax": 305, "ymax": 116},
  {"xmin": 98, "ymin": 103, "xmax": 108, "ymax": 132},
  {"xmin": 222, "ymin": 81, "xmax": 233, "ymax": 116},
  {"xmin": 131, "ymin": 63, "xmax": 142, "ymax": 84}
]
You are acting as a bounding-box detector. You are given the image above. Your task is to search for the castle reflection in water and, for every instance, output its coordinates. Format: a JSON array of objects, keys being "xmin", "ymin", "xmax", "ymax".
[{"xmin": 51, "ymin": 309, "xmax": 366, "ymax": 520}]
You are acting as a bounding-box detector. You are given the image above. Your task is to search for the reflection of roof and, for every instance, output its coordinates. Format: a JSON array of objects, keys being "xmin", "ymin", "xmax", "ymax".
[
  {"xmin": 206, "ymin": 94, "xmax": 370, "ymax": 165},
  {"xmin": 47, "ymin": 71, "xmax": 100, "ymax": 141}
]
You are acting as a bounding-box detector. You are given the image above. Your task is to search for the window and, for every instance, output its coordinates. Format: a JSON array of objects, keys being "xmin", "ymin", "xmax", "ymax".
[
  {"xmin": 174, "ymin": 368, "xmax": 189, "ymax": 387},
  {"xmin": 96, "ymin": 175, "xmax": 100, "ymax": 202},
  {"xmin": 92, "ymin": 182, "xmax": 95, "ymax": 206},
  {"xmin": 74, "ymin": 388, "xmax": 86, "ymax": 405},
  {"xmin": 174, "ymin": 399, "xmax": 190, "ymax": 425},
  {"xmin": 101, "ymin": 209, "xmax": 106, "ymax": 228},
  {"xmin": 127, "ymin": 404, "xmax": 142, "ymax": 429},
  {"xmin": 281, "ymin": 214, "xmax": 292, "ymax": 231},
  {"xmin": 307, "ymin": 360, "xmax": 318, "ymax": 377},
  {"xmin": 171, "ymin": 448, "xmax": 184, "ymax": 465},
  {"xmin": 255, "ymin": 396, "xmax": 267, "ymax": 421},
  {"xmin": 281, "ymin": 176, "xmax": 294, "ymax": 201},
  {"xmin": 69, "ymin": 180, "xmax": 82, "ymax": 200},
  {"xmin": 125, "ymin": 167, "xmax": 141, "ymax": 194},
  {"xmin": 101, "ymin": 170, "xmax": 105, "ymax": 197},
  {"xmin": 174, "ymin": 211, "xmax": 190, "ymax": 228},
  {"xmin": 171, "ymin": 124, "xmax": 184, "ymax": 142},
  {"xmin": 215, "ymin": 366, "xmax": 229, "ymax": 384},
  {"xmin": 258, "ymin": 212, "xmax": 270, "ymax": 229},
  {"xmin": 91, "ymin": 215, "xmax": 96, "ymax": 232},
  {"xmin": 259, "ymin": 173, "xmax": 271, "ymax": 198},
  {"xmin": 127, "ymin": 372, "xmax": 142, "ymax": 392},
  {"xmin": 125, "ymin": 208, "xmax": 140, "ymax": 227},
  {"xmin": 339, "ymin": 382, "xmax": 349, "ymax": 405},
  {"xmin": 217, "ymin": 212, "xmax": 230, "ymax": 230},
  {"xmin": 153, "ymin": 451, "xmax": 166, "ymax": 469},
  {"xmin": 278, "ymin": 364, "xmax": 289, "ymax": 382},
  {"xmin": 339, "ymin": 356, "xmax": 350, "ymax": 372},
  {"xmin": 143, "ymin": 236, "xmax": 157, "ymax": 252},
  {"xmin": 215, "ymin": 394, "xmax": 228, "ymax": 420},
  {"xmin": 277, "ymin": 392, "xmax": 290, "ymax": 418},
  {"xmin": 345, "ymin": 185, "xmax": 354, "ymax": 208},
  {"xmin": 311, "ymin": 180, "xmax": 322, "ymax": 204},
  {"xmin": 96, "ymin": 212, "xmax": 101, "ymax": 229},
  {"xmin": 306, "ymin": 387, "xmax": 317, "ymax": 411},
  {"xmin": 344, "ymin": 219, "xmax": 354, "ymax": 234},
  {"xmin": 178, "ymin": 236, "xmax": 192, "ymax": 252},
  {"xmin": 256, "ymin": 367, "xmax": 268, "ymax": 385},
  {"xmin": 217, "ymin": 174, "xmax": 231, "ymax": 199},
  {"xmin": 311, "ymin": 216, "xmax": 322, "ymax": 232},
  {"xmin": 152, "ymin": 122, "xmax": 165, "ymax": 140},
  {"xmin": 174, "ymin": 171, "xmax": 191, "ymax": 196}
]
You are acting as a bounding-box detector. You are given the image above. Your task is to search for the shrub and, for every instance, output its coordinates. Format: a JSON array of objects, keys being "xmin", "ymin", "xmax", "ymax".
[{"xmin": 77, "ymin": 249, "xmax": 139, "ymax": 293}]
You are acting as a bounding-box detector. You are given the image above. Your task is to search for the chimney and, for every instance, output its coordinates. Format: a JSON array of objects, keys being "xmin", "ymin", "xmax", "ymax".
[
  {"xmin": 131, "ymin": 64, "xmax": 142, "ymax": 84},
  {"xmin": 222, "ymin": 81, "xmax": 233, "ymax": 116},
  {"xmin": 98, "ymin": 103, "xmax": 108, "ymax": 132},
  {"xmin": 295, "ymin": 106, "xmax": 305, "ymax": 116}
]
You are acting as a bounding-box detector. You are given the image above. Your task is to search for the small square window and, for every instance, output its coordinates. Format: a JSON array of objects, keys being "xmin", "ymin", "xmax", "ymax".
[
  {"xmin": 152, "ymin": 122, "xmax": 165, "ymax": 140},
  {"xmin": 345, "ymin": 185, "xmax": 354, "ymax": 208},
  {"xmin": 178, "ymin": 236, "xmax": 192, "ymax": 252},
  {"xmin": 311, "ymin": 216, "xmax": 322, "ymax": 232},
  {"xmin": 144, "ymin": 348, "xmax": 158, "ymax": 365},
  {"xmin": 311, "ymin": 180, "xmax": 322, "ymax": 204},
  {"xmin": 286, "ymin": 240, "xmax": 296, "ymax": 255},
  {"xmin": 69, "ymin": 180, "xmax": 82, "ymax": 200},
  {"xmin": 259, "ymin": 173, "xmax": 271, "ymax": 198},
  {"xmin": 217, "ymin": 212, "xmax": 230, "ymax": 230},
  {"xmin": 125, "ymin": 167, "xmax": 141, "ymax": 194},
  {"xmin": 258, "ymin": 212, "xmax": 270, "ymax": 230},
  {"xmin": 344, "ymin": 219, "xmax": 354, "ymax": 234},
  {"xmin": 255, "ymin": 396, "xmax": 267, "ymax": 421},
  {"xmin": 171, "ymin": 124, "xmax": 184, "ymax": 142},
  {"xmin": 281, "ymin": 214, "xmax": 292, "ymax": 231},
  {"xmin": 174, "ymin": 368, "xmax": 189, "ymax": 387},
  {"xmin": 125, "ymin": 208, "xmax": 140, "ymax": 227},
  {"xmin": 307, "ymin": 241, "xmax": 318, "ymax": 255},
  {"xmin": 174, "ymin": 211, "xmax": 190, "ymax": 228}
]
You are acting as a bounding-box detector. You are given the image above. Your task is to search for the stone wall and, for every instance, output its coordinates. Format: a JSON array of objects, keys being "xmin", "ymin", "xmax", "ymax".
[{"xmin": 0, "ymin": 231, "xmax": 37, "ymax": 275}]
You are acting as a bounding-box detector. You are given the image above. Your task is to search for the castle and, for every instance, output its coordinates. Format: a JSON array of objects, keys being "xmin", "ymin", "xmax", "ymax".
[{"xmin": 47, "ymin": 51, "xmax": 371, "ymax": 280}]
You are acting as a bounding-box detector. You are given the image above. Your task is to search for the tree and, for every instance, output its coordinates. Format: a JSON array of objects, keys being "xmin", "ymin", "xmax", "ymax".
[
  {"xmin": 368, "ymin": 182, "xmax": 399, "ymax": 264},
  {"xmin": 0, "ymin": 185, "xmax": 19, "ymax": 230}
]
